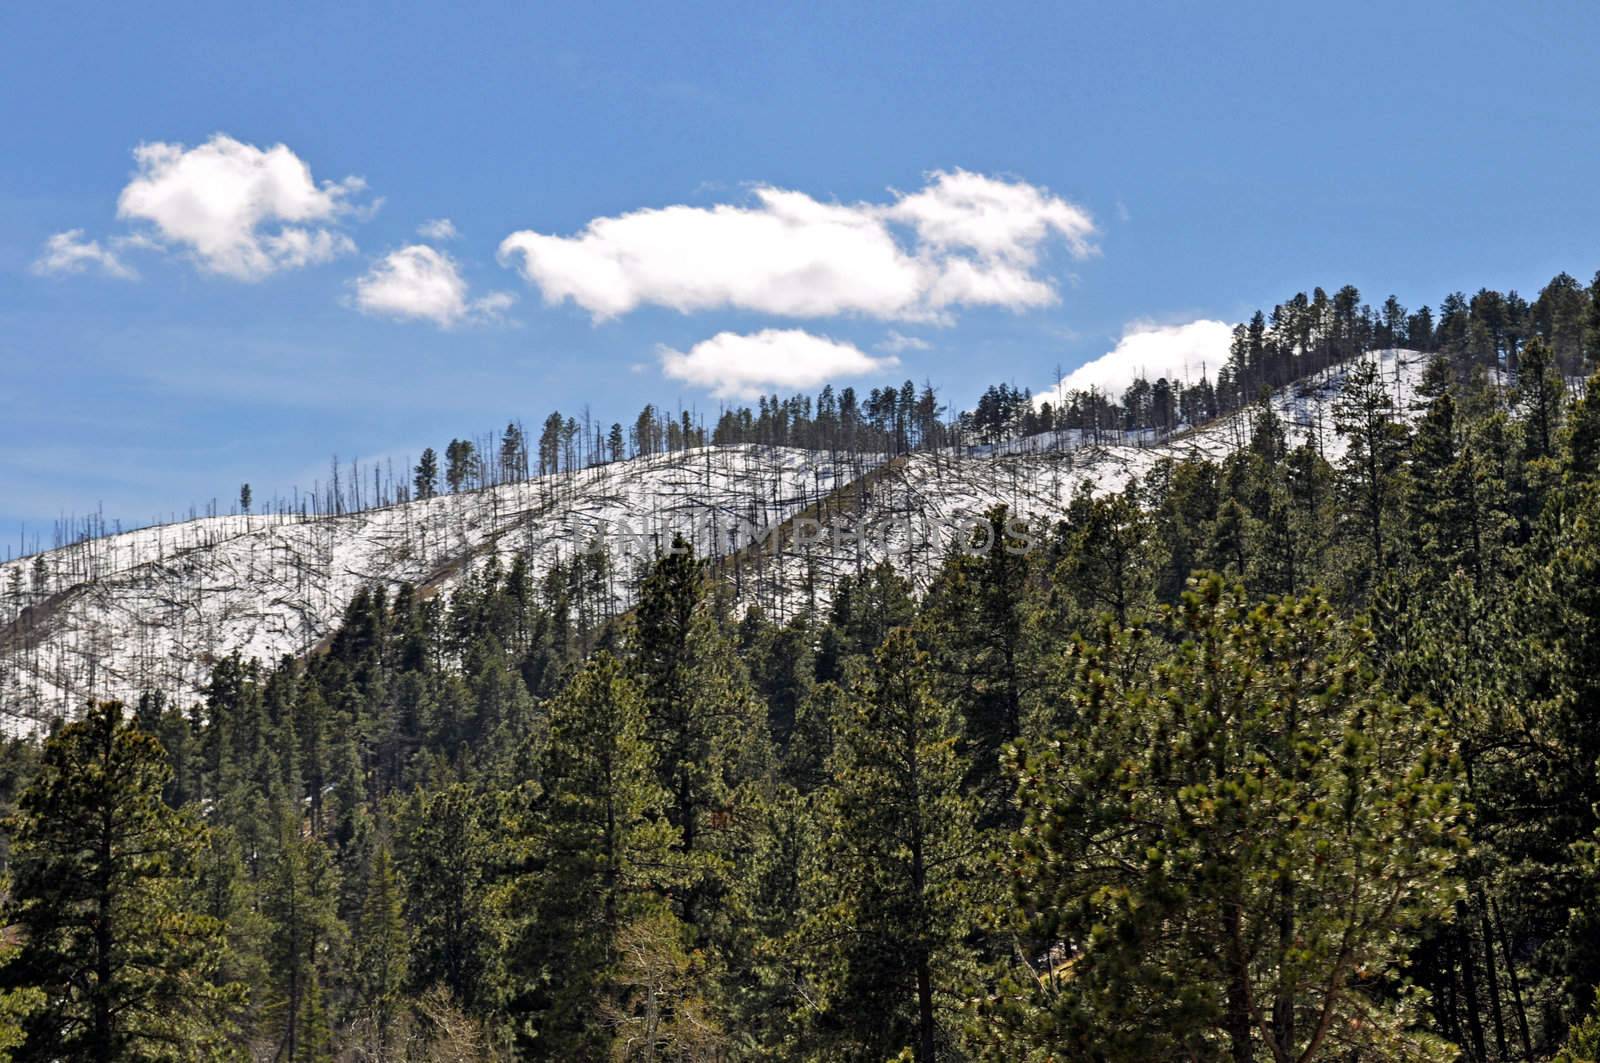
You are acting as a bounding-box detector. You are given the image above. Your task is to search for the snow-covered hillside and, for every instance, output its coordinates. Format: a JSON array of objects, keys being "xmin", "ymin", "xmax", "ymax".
[
  {"xmin": 721, "ymin": 349, "xmax": 1427, "ymax": 620},
  {"xmin": 0, "ymin": 350, "xmax": 1427, "ymax": 733},
  {"xmin": 0, "ymin": 446, "xmax": 877, "ymax": 732}
]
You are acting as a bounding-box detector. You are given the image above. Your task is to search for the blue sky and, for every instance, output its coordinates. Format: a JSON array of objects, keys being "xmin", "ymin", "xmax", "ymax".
[{"xmin": 4, "ymin": 0, "xmax": 1599, "ymax": 542}]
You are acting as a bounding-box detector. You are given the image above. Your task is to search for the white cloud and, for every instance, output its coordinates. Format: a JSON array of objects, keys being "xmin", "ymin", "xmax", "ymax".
[
  {"xmin": 1042, "ymin": 319, "xmax": 1232, "ymax": 403},
  {"xmin": 878, "ymin": 330, "xmax": 931, "ymax": 353},
  {"xmin": 471, "ymin": 290, "xmax": 517, "ymax": 318},
  {"xmin": 353, "ymin": 244, "xmax": 515, "ymax": 327},
  {"xmin": 659, "ymin": 329, "xmax": 899, "ymax": 399},
  {"xmin": 417, "ymin": 217, "xmax": 458, "ymax": 241},
  {"xmin": 32, "ymin": 229, "xmax": 136, "ymax": 279},
  {"xmin": 499, "ymin": 170, "xmax": 1095, "ymax": 322},
  {"xmin": 115, "ymin": 134, "xmax": 365, "ymax": 280},
  {"xmin": 888, "ymin": 168, "xmax": 1096, "ymax": 261}
]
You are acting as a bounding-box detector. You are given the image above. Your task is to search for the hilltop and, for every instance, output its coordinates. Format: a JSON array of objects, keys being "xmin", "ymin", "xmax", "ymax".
[{"xmin": 0, "ymin": 349, "xmax": 1426, "ymax": 731}]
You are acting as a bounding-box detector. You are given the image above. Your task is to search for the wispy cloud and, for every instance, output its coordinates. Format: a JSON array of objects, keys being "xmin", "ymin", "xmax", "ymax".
[
  {"xmin": 877, "ymin": 330, "xmax": 931, "ymax": 353},
  {"xmin": 416, "ymin": 217, "xmax": 458, "ymax": 241},
  {"xmin": 31, "ymin": 229, "xmax": 137, "ymax": 279}
]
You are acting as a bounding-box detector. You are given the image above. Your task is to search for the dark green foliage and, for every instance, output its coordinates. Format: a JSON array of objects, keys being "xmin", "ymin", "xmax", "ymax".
[
  {"xmin": 515, "ymin": 651, "xmax": 682, "ymax": 1057},
  {"xmin": 261, "ymin": 803, "xmax": 342, "ymax": 1062},
  {"xmin": 991, "ymin": 578, "xmax": 1465, "ymax": 1060},
  {"xmin": 2, "ymin": 703, "xmax": 244, "ymax": 1061},
  {"xmin": 1332, "ymin": 356, "xmax": 1410, "ymax": 588},
  {"xmin": 395, "ymin": 784, "xmax": 508, "ymax": 1015},
  {"xmin": 8, "ymin": 284, "xmax": 1600, "ymax": 1059},
  {"xmin": 413, "ymin": 447, "xmax": 439, "ymax": 500},
  {"xmin": 799, "ymin": 629, "xmax": 984, "ymax": 1061}
]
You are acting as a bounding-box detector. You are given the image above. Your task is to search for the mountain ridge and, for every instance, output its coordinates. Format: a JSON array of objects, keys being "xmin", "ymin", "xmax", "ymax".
[{"xmin": 0, "ymin": 349, "xmax": 1426, "ymax": 733}]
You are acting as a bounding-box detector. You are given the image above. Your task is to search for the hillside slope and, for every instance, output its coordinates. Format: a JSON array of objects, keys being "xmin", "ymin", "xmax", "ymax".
[
  {"xmin": 0, "ymin": 350, "xmax": 1426, "ymax": 732},
  {"xmin": 725, "ymin": 348, "xmax": 1425, "ymax": 618},
  {"xmin": 1, "ymin": 446, "xmax": 876, "ymax": 730}
]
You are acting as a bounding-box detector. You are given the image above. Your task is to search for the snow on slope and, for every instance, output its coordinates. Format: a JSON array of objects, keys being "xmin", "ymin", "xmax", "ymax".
[
  {"xmin": 720, "ymin": 349, "xmax": 1428, "ymax": 620},
  {"xmin": 0, "ymin": 446, "xmax": 877, "ymax": 732},
  {"xmin": 0, "ymin": 350, "xmax": 1427, "ymax": 732}
]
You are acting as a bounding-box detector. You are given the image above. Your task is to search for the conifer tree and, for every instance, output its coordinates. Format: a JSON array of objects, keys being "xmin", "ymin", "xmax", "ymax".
[
  {"xmin": 1054, "ymin": 484, "xmax": 1150, "ymax": 626},
  {"xmin": 1517, "ymin": 336, "xmax": 1566, "ymax": 462},
  {"xmin": 815, "ymin": 561, "xmax": 916, "ymax": 683},
  {"xmin": 802, "ymin": 629, "xmax": 982, "ymax": 1062},
  {"xmin": 500, "ymin": 421, "xmax": 527, "ymax": 483},
  {"xmin": 1, "ymin": 702, "xmax": 244, "ymax": 1061},
  {"xmin": 1585, "ymin": 270, "xmax": 1600, "ymax": 371},
  {"xmin": 630, "ymin": 540, "xmax": 768, "ymax": 933},
  {"xmin": 991, "ymin": 577, "xmax": 1464, "ymax": 1060},
  {"xmin": 516, "ymin": 651, "xmax": 680, "ymax": 1056},
  {"xmin": 413, "ymin": 447, "xmax": 440, "ymax": 500},
  {"xmin": 1564, "ymin": 370, "xmax": 1600, "ymax": 480},
  {"xmin": 396, "ymin": 784, "xmax": 508, "ymax": 1015},
  {"xmin": 919, "ymin": 506, "xmax": 1034, "ymax": 816},
  {"xmin": 444, "ymin": 439, "xmax": 477, "ymax": 493},
  {"xmin": 1406, "ymin": 357, "xmax": 1476, "ymax": 575},
  {"xmin": 350, "ymin": 840, "xmax": 408, "ymax": 1054},
  {"xmin": 0, "ymin": 946, "xmax": 41, "ymax": 1063},
  {"xmin": 261, "ymin": 803, "xmax": 342, "ymax": 1063},
  {"xmin": 1333, "ymin": 356, "xmax": 1409, "ymax": 585}
]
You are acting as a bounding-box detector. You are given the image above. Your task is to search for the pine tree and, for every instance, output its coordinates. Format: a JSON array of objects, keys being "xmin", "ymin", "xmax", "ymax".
[
  {"xmin": 1585, "ymin": 270, "xmax": 1600, "ymax": 372},
  {"xmin": 1407, "ymin": 358, "xmax": 1466, "ymax": 570},
  {"xmin": 991, "ymin": 577, "xmax": 1465, "ymax": 1060},
  {"xmin": 396, "ymin": 784, "xmax": 508, "ymax": 1015},
  {"xmin": 1517, "ymin": 336, "xmax": 1566, "ymax": 462},
  {"xmin": 351, "ymin": 840, "xmax": 408, "ymax": 1054},
  {"xmin": 444, "ymin": 439, "xmax": 477, "ymax": 493},
  {"xmin": 260, "ymin": 803, "xmax": 342, "ymax": 1063},
  {"xmin": 630, "ymin": 540, "xmax": 768, "ymax": 934},
  {"xmin": 516, "ymin": 651, "xmax": 680, "ymax": 1056},
  {"xmin": 740, "ymin": 610, "xmax": 815, "ymax": 754},
  {"xmin": 919, "ymin": 506, "xmax": 1034, "ymax": 817},
  {"xmin": 0, "ymin": 946, "xmax": 42, "ymax": 1063},
  {"xmin": 413, "ymin": 447, "xmax": 440, "ymax": 500},
  {"xmin": 499, "ymin": 421, "xmax": 527, "ymax": 483},
  {"xmin": 1, "ymin": 702, "xmax": 244, "ymax": 1061},
  {"xmin": 801, "ymin": 629, "xmax": 982, "ymax": 1062},
  {"xmin": 1054, "ymin": 484, "xmax": 1150, "ymax": 626},
  {"xmin": 1564, "ymin": 370, "xmax": 1600, "ymax": 480},
  {"xmin": 1332, "ymin": 356, "xmax": 1409, "ymax": 586}
]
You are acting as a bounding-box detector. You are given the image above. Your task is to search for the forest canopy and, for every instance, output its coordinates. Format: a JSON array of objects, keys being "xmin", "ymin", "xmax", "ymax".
[{"xmin": 3, "ymin": 272, "xmax": 1600, "ymax": 1060}]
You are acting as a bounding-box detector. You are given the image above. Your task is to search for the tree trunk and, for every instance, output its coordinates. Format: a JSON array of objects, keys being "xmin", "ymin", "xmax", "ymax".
[
  {"xmin": 1455, "ymin": 903, "xmax": 1488, "ymax": 1063},
  {"xmin": 1472, "ymin": 886, "xmax": 1510, "ymax": 1062},
  {"xmin": 915, "ymin": 958, "xmax": 937, "ymax": 1063},
  {"xmin": 1223, "ymin": 901, "xmax": 1254, "ymax": 1063},
  {"xmin": 1489, "ymin": 894, "xmax": 1534, "ymax": 1060},
  {"xmin": 94, "ymin": 810, "xmax": 115, "ymax": 1062}
]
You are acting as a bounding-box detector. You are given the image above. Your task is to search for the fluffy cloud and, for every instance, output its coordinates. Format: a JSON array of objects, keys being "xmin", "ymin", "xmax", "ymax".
[
  {"xmin": 353, "ymin": 244, "xmax": 515, "ymax": 327},
  {"xmin": 889, "ymin": 168, "xmax": 1095, "ymax": 261},
  {"xmin": 1043, "ymin": 319, "xmax": 1233, "ymax": 403},
  {"xmin": 31, "ymin": 229, "xmax": 136, "ymax": 279},
  {"xmin": 417, "ymin": 217, "xmax": 458, "ymax": 241},
  {"xmin": 115, "ymin": 134, "xmax": 364, "ymax": 279},
  {"xmin": 659, "ymin": 329, "xmax": 899, "ymax": 399},
  {"xmin": 499, "ymin": 170, "xmax": 1095, "ymax": 323}
]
